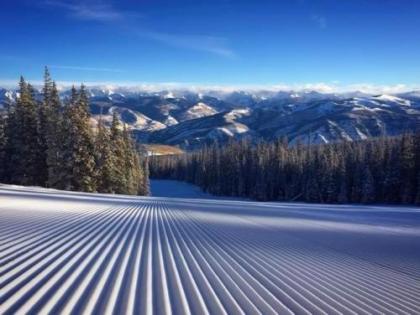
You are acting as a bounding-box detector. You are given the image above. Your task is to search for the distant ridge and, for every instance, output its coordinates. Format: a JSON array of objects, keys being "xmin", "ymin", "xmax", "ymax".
[{"xmin": 1, "ymin": 87, "xmax": 419, "ymax": 149}]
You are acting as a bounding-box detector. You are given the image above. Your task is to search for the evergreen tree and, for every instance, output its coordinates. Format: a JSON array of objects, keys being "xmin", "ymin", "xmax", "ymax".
[
  {"xmin": 0, "ymin": 114, "xmax": 5, "ymax": 181},
  {"xmin": 45, "ymin": 81, "xmax": 65, "ymax": 188},
  {"xmin": 140, "ymin": 156, "xmax": 150, "ymax": 195},
  {"xmin": 71, "ymin": 86, "xmax": 97, "ymax": 192},
  {"xmin": 78, "ymin": 84, "xmax": 90, "ymax": 120},
  {"xmin": 38, "ymin": 67, "xmax": 64, "ymax": 188},
  {"xmin": 383, "ymin": 145, "xmax": 401, "ymax": 203},
  {"xmin": 361, "ymin": 165, "xmax": 375, "ymax": 203},
  {"xmin": 415, "ymin": 133, "xmax": 420, "ymax": 204},
  {"xmin": 416, "ymin": 171, "xmax": 420, "ymax": 205},
  {"xmin": 59, "ymin": 86, "xmax": 96, "ymax": 192},
  {"xmin": 95, "ymin": 118, "xmax": 117, "ymax": 193},
  {"xmin": 400, "ymin": 134, "xmax": 416, "ymax": 203},
  {"xmin": 337, "ymin": 159, "xmax": 348, "ymax": 203},
  {"xmin": 8, "ymin": 78, "xmax": 42, "ymax": 185},
  {"xmin": 38, "ymin": 67, "xmax": 54, "ymax": 185},
  {"xmin": 150, "ymin": 133, "xmax": 420, "ymax": 204},
  {"xmin": 122, "ymin": 125, "xmax": 141, "ymax": 194},
  {"xmin": 1, "ymin": 71, "xmax": 149, "ymax": 196},
  {"xmin": 3, "ymin": 101, "xmax": 16, "ymax": 183},
  {"xmin": 305, "ymin": 174, "xmax": 320, "ymax": 202},
  {"xmin": 58, "ymin": 87, "xmax": 77, "ymax": 190},
  {"xmin": 110, "ymin": 112, "xmax": 128, "ymax": 193}
]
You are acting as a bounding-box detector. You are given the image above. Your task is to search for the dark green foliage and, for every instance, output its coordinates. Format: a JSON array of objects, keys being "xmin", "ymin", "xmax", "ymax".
[
  {"xmin": 122, "ymin": 125, "xmax": 149, "ymax": 195},
  {"xmin": 361, "ymin": 165, "xmax": 375, "ymax": 203},
  {"xmin": 7, "ymin": 78, "xmax": 43, "ymax": 186},
  {"xmin": 416, "ymin": 171, "xmax": 420, "ymax": 204},
  {"xmin": 66, "ymin": 85, "xmax": 97, "ymax": 192},
  {"xmin": 150, "ymin": 134, "xmax": 420, "ymax": 204},
  {"xmin": 109, "ymin": 112, "xmax": 128, "ymax": 193},
  {"xmin": 415, "ymin": 133, "xmax": 420, "ymax": 204},
  {"xmin": 95, "ymin": 118, "xmax": 117, "ymax": 193},
  {"xmin": 0, "ymin": 69, "xmax": 149, "ymax": 196},
  {"xmin": 0, "ymin": 114, "xmax": 5, "ymax": 180},
  {"xmin": 100, "ymin": 114, "xmax": 150, "ymax": 195},
  {"xmin": 38, "ymin": 67, "xmax": 53, "ymax": 185},
  {"xmin": 46, "ymin": 82, "xmax": 66, "ymax": 188},
  {"xmin": 40, "ymin": 67, "xmax": 64, "ymax": 188},
  {"xmin": 400, "ymin": 134, "xmax": 416, "ymax": 203}
]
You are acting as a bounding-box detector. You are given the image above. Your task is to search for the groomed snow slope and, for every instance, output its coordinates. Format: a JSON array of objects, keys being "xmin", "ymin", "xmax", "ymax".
[{"xmin": 1, "ymin": 183, "xmax": 420, "ymax": 314}]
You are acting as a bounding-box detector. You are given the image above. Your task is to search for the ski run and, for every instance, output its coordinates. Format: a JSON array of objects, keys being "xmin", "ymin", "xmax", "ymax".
[{"xmin": 1, "ymin": 182, "xmax": 420, "ymax": 315}]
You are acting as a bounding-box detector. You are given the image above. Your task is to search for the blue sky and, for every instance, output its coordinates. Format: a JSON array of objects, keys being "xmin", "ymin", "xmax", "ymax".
[{"xmin": 1, "ymin": 0, "xmax": 420, "ymax": 91}]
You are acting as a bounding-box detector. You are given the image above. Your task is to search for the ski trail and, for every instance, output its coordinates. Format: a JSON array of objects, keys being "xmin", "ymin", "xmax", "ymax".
[{"xmin": 1, "ymin": 184, "xmax": 420, "ymax": 314}]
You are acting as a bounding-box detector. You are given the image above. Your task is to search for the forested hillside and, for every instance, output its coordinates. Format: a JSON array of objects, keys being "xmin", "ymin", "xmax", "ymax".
[
  {"xmin": 150, "ymin": 134, "xmax": 420, "ymax": 204},
  {"xmin": 0, "ymin": 69, "xmax": 149, "ymax": 195}
]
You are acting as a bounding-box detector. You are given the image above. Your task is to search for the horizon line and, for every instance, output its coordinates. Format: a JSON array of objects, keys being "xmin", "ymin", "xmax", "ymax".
[{"xmin": 0, "ymin": 79, "xmax": 419, "ymax": 94}]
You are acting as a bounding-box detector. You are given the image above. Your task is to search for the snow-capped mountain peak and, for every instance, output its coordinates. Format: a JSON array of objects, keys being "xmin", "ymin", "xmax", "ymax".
[
  {"xmin": 374, "ymin": 94, "xmax": 411, "ymax": 106},
  {"xmin": 1, "ymin": 86, "xmax": 419, "ymax": 149}
]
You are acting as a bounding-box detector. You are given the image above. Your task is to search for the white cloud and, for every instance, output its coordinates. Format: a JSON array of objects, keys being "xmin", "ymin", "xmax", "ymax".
[
  {"xmin": 343, "ymin": 83, "xmax": 411, "ymax": 95},
  {"xmin": 44, "ymin": 0, "xmax": 124, "ymax": 21},
  {"xmin": 2, "ymin": 79, "xmax": 418, "ymax": 95}
]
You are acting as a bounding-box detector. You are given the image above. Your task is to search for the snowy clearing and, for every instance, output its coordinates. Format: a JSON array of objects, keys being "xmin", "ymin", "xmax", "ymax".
[{"xmin": 1, "ymin": 182, "xmax": 420, "ymax": 314}]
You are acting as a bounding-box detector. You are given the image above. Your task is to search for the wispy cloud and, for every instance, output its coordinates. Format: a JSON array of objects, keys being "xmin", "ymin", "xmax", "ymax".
[
  {"xmin": 44, "ymin": 0, "xmax": 125, "ymax": 21},
  {"xmin": 140, "ymin": 31, "xmax": 235, "ymax": 58},
  {"xmin": 311, "ymin": 14, "xmax": 327, "ymax": 29},
  {"xmin": 49, "ymin": 65, "xmax": 124, "ymax": 73},
  {"xmin": 41, "ymin": 0, "xmax": 235, "ymax": 57}
]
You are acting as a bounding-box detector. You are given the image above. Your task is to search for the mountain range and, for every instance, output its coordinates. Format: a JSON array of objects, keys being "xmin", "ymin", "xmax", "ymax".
[{"xmin": 1, "ymin": 87, "xmax": 419, "ymax": 149}]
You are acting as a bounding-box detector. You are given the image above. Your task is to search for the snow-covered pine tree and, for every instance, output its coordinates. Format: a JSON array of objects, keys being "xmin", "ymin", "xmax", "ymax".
[
  {"xmin": 0, "ymin": 113, "xmax": 5, "ymax": 181},
  {"xmin": 140, "ymin": 156, "xmax": 150, "ymax": 196},
  {"xmin": 37, "ymin": 67, "xmax": 53, "ymax": 186},
  {"xmin": 38, "ymin": 67, "xmax": 64, "ymax": 188},
  {"xmin": 59, "ymin": 86, "xmax": 97, "ymax": 192},
  {"xmin": 1, "ymin": 70, "xmax": 149, "ymax": 196},
  {"xmin": 71, "ymin": 85, "xmax": 97, "ymax": 192},
  {"xmin": 2, "ymin": 100, "xmax": 16, "ymax": 183},
  {"xmin": 8, "ymin": 78, "xmax": 42, "ymax": 186},
  {"xmin": 110, "ymin": 112, "xmax": 128, "ymax": 194},
  {"xmin": 95, "ymin": 117, "xmax": 118, "ymax": 193},
  {"xmin": 122, "ymin": 124, "xmax": 139, "ymax": 194},
  {"xmin": 45, "ymin": 81, "xmax": 65, "ymax": 188},
  {"xmin": 58, "ymin": 87, "xmax": 77, "ymax": 190}
]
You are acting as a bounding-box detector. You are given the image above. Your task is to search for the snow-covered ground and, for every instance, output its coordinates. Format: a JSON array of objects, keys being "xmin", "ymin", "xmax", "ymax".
[{"xmin": 1, "ymin": 182, "xmax": 420, "ymax": 314}]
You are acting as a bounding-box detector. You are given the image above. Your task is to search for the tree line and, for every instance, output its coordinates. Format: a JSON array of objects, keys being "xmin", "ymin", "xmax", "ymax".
[
  {"xmin": 0, "ymin": 68, "xmax": 149, "ymax": 195},
  {"xmin": 150, "ymin": 134, "xmax": 420, "ymax": 204}
]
